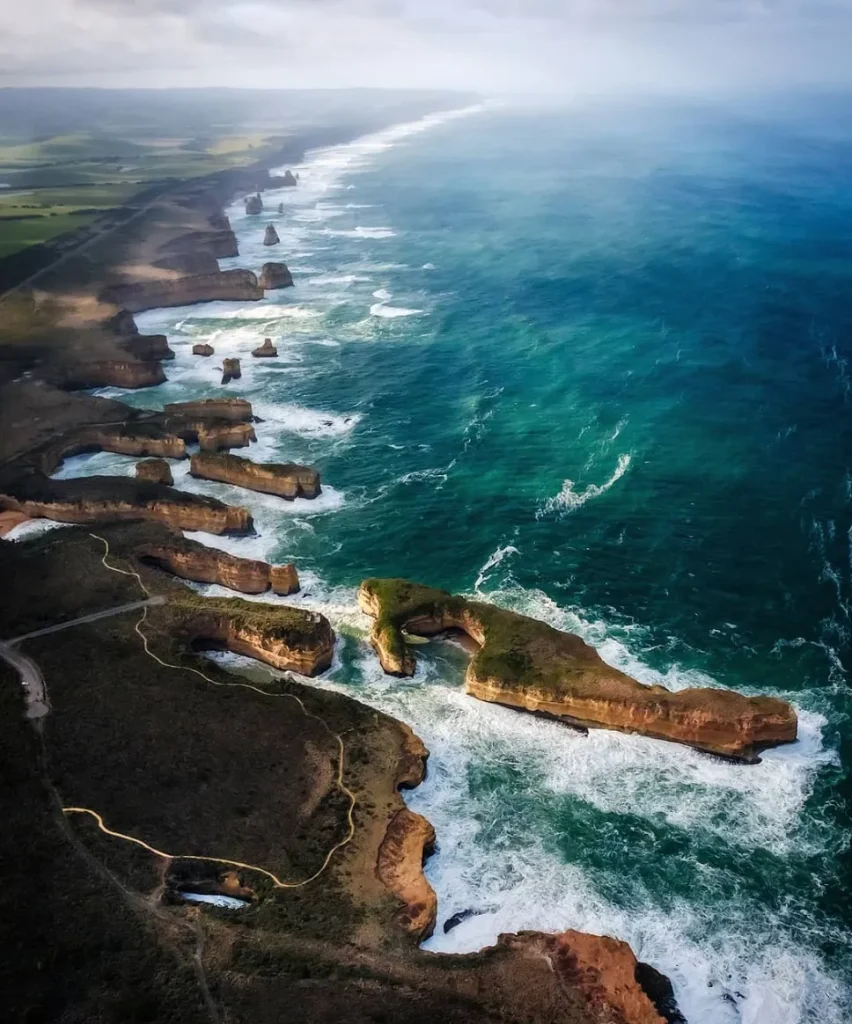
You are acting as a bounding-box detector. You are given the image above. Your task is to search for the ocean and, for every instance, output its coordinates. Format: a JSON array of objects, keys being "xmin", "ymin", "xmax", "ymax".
[{"xmin": 47, "ymin": 99, "xmax": 852, "ymax": 1023}]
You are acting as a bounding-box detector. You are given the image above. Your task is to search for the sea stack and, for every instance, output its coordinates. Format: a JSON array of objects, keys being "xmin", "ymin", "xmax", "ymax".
[
  {"xmin": 277, "ymin": 202, "xmax": 284, "ymax": 214},
  {"xmin": 192, "ymin": 343, "xmax": 214, "ymax": 357},
  {"xmin": 259, "ymin": 262, "xmax": 293, "ymax": 289},
  {"xmin": 252, "ymin": 338, "xmax": 278, "ymax": 358},
  {"xmin": 263, "ymin": 224, "xmax": 280, "ymax": 246},
  {"xmin": 221, "ymin": 358, "xmax": 241, "ymax": 385},
  {"xmin": 281, "ymin": 170, "xmax": 297, "ymax": 187},
  {"xmin": 245, "ymin": 193, "xmax": 263, "ymax": 214},
  {"xmin": 135, "ymin": 459, "xmax": 174, "ymax": 486}
]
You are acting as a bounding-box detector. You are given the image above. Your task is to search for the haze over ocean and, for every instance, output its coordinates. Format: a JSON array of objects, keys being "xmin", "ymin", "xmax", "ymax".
[{"xmin": 50, "ymin": 101, "xmax": 852, "ymax": 1023}]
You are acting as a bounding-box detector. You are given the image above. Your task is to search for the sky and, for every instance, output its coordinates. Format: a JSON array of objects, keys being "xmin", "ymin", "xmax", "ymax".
[{"xmin": 2, "ymin": 0, "xmax": 851, "ymax": 95}]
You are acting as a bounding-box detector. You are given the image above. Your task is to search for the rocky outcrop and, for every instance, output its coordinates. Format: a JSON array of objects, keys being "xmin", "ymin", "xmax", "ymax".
[
  {"xmin": 0, "ymin": 476, "xmax": 252, "ymax": 535},
  {"xmin": 170, "ymin": 593, "xmax": 333, "ymax": 676},
  {"xmin": 395, "ymin": 723, "xmax": 429, "ymax": 790},
  {"xmin": 185, "ymin": 422, "xmax": 256, "ymax": 452},
  {"xmin": 54, "ymin": 360, "xmax": 167, "ymax": 390},
  {"xmin": 121, "ymin": 334, "xmax": 175, "ymax": 362},
  {"xmin": 138, "ymin": 538, "xmax": 299, "ymax": 597},
  {"xmin": 153, "ymin": 251, "xmax": 220, "ymax": 276},
  {"xmin": 252, "ymin": 338, "xmax": 277, "ymax": 358},
  {"xmin": 258, "ymin": 262, "xmax": 293, "ymax": 289},
  {"xmin": 245, "ymin": 193, "xmax": 263, "ymax": 215},
  {"xmin": 376, "ymin": 808, "xmax": 437, "ymax": 941},
  {"xmin": 100, "ymin": 270, "xmax": 262, "ymax": 314},
  {"xmin": 263, "ymin": 224, "xmax": 280, "ymax": 246},
  {"xmin": 36, "ymin": 426, "xmax": 187, "ymax": 476},
  {"xmin": 358, "ymin": 579, "xmax": 799, "ymax": 762},
  {"xmin": 221, "ymin": 358, "xmax": 241, "ymax": 385},
  {"xmin": 192, "ymin": 343, "xmax": 214, "ymax": 357},
  {"xmin": 136, "ymin": 459, "xmax": 173, "ymax": 486},
  {"xmin": 164, "ymin": 399, "xmax": 253, "ymax": 423},
  {"xmin": 0, "ymin": 509, "xmax": 30, "ymax": 537},
  {"xmin": 277, "ymin": 202, "xmax": 284, "ymax": 214},
  {"xmin": 165, "ymin": 227, "xmax": 239, "ymax": 260},
  {"xmin": 495, "ymin": 930, "xmax": 668, "ymax": 1024},
  {"xmin": 190, "ymin": 451, "xmax": 321, "ymax": 500},
  {"xmin": 280, "ymin": 170, "xmax": 297, "ymax": 187}
]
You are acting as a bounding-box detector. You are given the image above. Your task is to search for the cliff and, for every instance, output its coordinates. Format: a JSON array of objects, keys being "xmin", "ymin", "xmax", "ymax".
[
  {"xmin": 258, "ymin": 262, "xmax": 293, "ymax": 289},
  {"xmin": 137, "ymin": 537, "xmax": 299, "ymax": 596},
  {"xmin": 163, "ymin": 400, "xmax": 256, "ymax": 452},
  {"xmin": 53, "ymin": 359, "xmax": 167, "ymax": 390},
  {"xmin": 100, "ymin": 269, "xmax": 262, "ymax": 314},
  {"xmin": 245, "ymin": 193, "xmax": 263, "ymax": 214},
  {"xmin": 169, "ymin": 592, "xmax": 333, "ymax": 675},
  {"xmin": 280, "ymin": 170, "xmax": 298, "ymax": 187},
  {"xmin": 358, "ymin": 579, "xmax": 798, "ymax": 762},
  {"xmin": 190, "ymin": 451, "xmax": 321, "ymax": 500},
  {"xmin": 120, "ymin": 334, "xmax": 175, "ymax": 362},
  {"xmin": 164, "ymin": 399, "xmax": 253, "ymax": 423},
  {"xmin": 0, "ymin": 474, "xmax": 252, "ymax": 535},
  {"xmin": 376, "ymin": 808, "xmax": 437, "ymax": 941},
  {"xmin": 36, "ymin": 425, "xmax": 187, "ymax": 476}
]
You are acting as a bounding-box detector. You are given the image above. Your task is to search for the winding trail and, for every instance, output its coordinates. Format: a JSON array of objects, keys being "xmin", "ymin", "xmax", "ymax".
[{"xmin": 62, "ymin": 532, "xmax": 357, "ymax": 891}]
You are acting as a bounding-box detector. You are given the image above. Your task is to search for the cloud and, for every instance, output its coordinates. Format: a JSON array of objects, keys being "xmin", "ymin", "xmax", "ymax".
[{"xmin": 2, "ymin": 0, "xmax": 852, "ymax": 93}]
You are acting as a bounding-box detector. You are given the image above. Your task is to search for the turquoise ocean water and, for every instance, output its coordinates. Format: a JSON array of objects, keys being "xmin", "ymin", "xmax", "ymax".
[{"xmin": 46, "ymin": 101, "xmax": 852, "ymax": 1022}]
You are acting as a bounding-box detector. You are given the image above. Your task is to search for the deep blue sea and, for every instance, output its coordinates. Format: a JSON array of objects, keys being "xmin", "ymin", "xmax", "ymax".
[{"xmin": 44, "ymin": 100, "xmax": 852, "ymax": 1023}]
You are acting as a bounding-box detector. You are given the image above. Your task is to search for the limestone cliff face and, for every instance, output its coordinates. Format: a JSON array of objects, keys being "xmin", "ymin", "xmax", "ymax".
[
  {"xmin": 0, "ymin": 476, "xmax": 252, "ymax": 535},
  {"xmin": 165, "ymin": 227, "xmax": 239, "ymax": 260},
  {"xmin": 190, "ymin": 451, "xmax": 321, "ymax": 500},
  {"xmin": 0, "ymin": 509, "xmax": 30, "ymax": 538},
  {"xmin": 259, "ymin": 262, "xmax": 293, "ymax": 290},
  {"xmin": 139, "ymin": 540, "xmax": 299, "ymax": 597},
  {"xmin": 136, "ymin": 459, "xmax": 174, "ymax": 486},
  {"xmin": 56, "ymin": 360, "xmax": 167, "ymax": 390},
  {"xmin": 495, "ymin": 930, "xmax": 667, "ymax": 1024},
  {"xmin": 173, "ymin": 600, "xmax": 334, "ymax": 676},
  {"xmin": 164, "ymin": 399, "xmax": 253, "ymax": 423},
  {"xmin": 153, "ymin": 251, "xmax": 220, "ymax": 275},
  {"xmin": 375, "ymin": 808, "xmax": 437, "ymax": 942},
  {"xmin": 121, "ymin": 334, "xmax": 175, "ymax": 362},
  {"xmin": 358, "ymin": 579, "xmax": 798, "ymax": 762},
  {"xmin": 395, "ymin": 723, "xmax": 429, "ymax": 790},
  {"xmin": 101, "ymin": 269, "xmax": 262, "ymax": 314},
  {"xmin": 37, "ymin": 427, "xmax": 187, "ymax": 476}
]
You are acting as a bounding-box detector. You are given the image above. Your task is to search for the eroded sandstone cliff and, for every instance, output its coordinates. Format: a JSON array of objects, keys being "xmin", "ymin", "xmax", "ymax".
[
  {"xmin": 376, "ymin": 808, "xmax": 437, "ymax": 941},
  {"xmin": 190, "ymin": 451, "xmax": 321, "ymax": 500},
  {"xmin": 138, "ymin": 537, "xmax": 299, "ymax": 596},
  {"xmin": 358, "ymin": 579, "xmax": 798, "ymax": 762},
  {"xmin": 101, "ymin": 269, "xmax": 262, "ymax": 314}
]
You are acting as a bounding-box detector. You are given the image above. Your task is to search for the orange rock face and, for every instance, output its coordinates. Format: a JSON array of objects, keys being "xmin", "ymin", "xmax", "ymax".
[
  {"xmin": 139, "ymin": 541, "xmax": 299, "ymax": 597},
  {"xmin": 190, "ymin": 451, "xmax": 321, "ymax": 500},
  {"xmin": 376, "ymin": 808, "xmax": 437, "ymax": 941},
  {"xmin": 358, "ymin": 579, "xmax": 798, "ymax": 762},
  {"xmin": 101, "ymin": 269, "xmax": 262, "ymax": 313},
  {"xmin": 496, "ymin": 930, "xmax": 666, "ymax": 1024},
  {"xmin": 0, "ymin": 509, "xmax": 31, "ymax": 538},
  {"xmin": 58, "ymin": 360, "xmax": 167, "ymax": 390},
  {"xmin": 192, "ymin": 343, "xmax": 214, "ymax": 357},
  {"xmin": 164, "ymin": 399, "xmax": 253, "ymax": 423},
  {"xmin": 37, "ymin": 427, "xmax": 187, "ymax": 476}
]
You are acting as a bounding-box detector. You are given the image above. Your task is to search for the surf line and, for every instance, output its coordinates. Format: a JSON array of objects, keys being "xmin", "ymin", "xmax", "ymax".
[{"xmin": 64, "ymin": 533, "xmax": 357, "ymax": 891}]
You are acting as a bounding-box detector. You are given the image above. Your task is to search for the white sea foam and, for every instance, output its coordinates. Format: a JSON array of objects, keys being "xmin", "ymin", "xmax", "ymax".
[
  {"xmin": 251, "ymin": 401, "xmax": 361, "ymax": 438},
  {"xmin": 4, "ymin": 519, "xmax": 71, "ymax": 542},
  {"xmin": 538, "ymin": 453, "xmax": 632, "ymax": 517},
  {"xmin": 474, "ymin": 544, "xmax": 520, "ymax": 592},
  {"xmin": 330, "ymin": 226, "xmax": 396, "ymax": 239},
  {"xmin": 372, "ymin": 288, "xmax": 392, "ymax": 300},
  {"xmin": 370, "ymin": 301, "xmax": 423, "ymax": 318}
]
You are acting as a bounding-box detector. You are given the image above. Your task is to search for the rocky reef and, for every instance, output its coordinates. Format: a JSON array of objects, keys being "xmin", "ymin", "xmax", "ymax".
[
  {"xmin": 101, "ymin": 269, "xmax": 262, "ymax": 314},
  {"xmin": 190, "ymin": 451, "xmax": 321, "ymax": 500},
  {"xmin": 221, "ymin": 358, "xmax": 241, "ymax": 385},
  {"xmin": 252, "ymin": 337, "xmax": 277, "ymax": 358},
  {"xmin": 135, "ymin": 458, "xmax": 174, "ymax": 486},
  {"xmin": 192, "ymin": 343, "xmax": 214, "ymax": 357},
  {"xmin": 0, "ymin": 474, "xmax": 252, "ymax": 535},
  {"xmin": 137, "ymin": 534, "xmax": 299, "ymax": 596},
  {"xmin": 359, "ymin": 579, "xmax": 798, "ymax": 762},
  {"xmin": 263, "ymin": 224, "xmax": 280, "ymax": 246},
  {"xmin": 376, "ymin": 808, "xmax": 437, "ymax": 941},
  {"xmin": 169, "ymin": 592, "xmax": 333, "ymax": 675},
  {"xmin": 258, "ymin": 261, "xmax": 293, "ymax": 289}
]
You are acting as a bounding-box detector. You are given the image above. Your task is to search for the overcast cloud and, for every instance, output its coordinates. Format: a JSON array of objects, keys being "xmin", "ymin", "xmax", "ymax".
[{"xmin": 2, "ymin": 0, "xmax": 851, "ymax": 94}]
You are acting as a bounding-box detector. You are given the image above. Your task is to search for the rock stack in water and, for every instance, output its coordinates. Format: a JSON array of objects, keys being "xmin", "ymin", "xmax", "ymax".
[
  {"xmin": 245, "ymin": 193, "xmax": 263, "ymax": 214},
  {"xmin": 263, "ymin": 224, "xmax": 280, "ymax": 246},
  {"xmin": 221, "ymin": 358, "xmax": 241, "ymax": 385},
  {"xmin": 280, "ymin": 170, "xmax": 297, "ymax": 187},
  {"xmin": 259, "ymin": 262, "xmax": 293, "ymax": 289},
  {"xmin": 135, "ymin": 459, "xmax": 174, "ymax": 486},
  {"xmin": 277, "ymin": 202, "xmax": 284, "ymax": 214},
  {"xmin": 193, "ymin": 343, "xmax": 214, "ymax": 357},
  {"xmin": 252, "ymin": 338, "xmax": 278, "ymax": 358}
]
